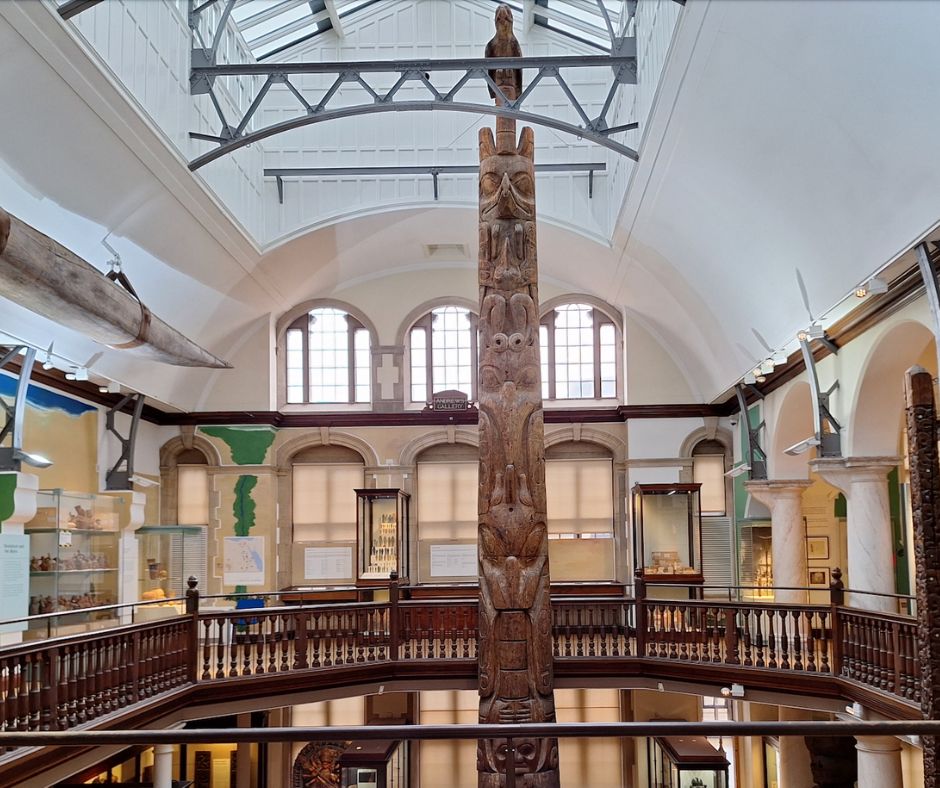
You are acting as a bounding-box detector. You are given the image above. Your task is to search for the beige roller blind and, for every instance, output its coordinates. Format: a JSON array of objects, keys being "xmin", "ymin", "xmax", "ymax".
[
  {"xmin": 292, "ymin": 463, "xmax": 362, "ymax": 541},
  {"xmin": 693, "ymin": 454, "xmax": 727, "ymax": 516},
  {"xmin": 417, "ymin": 461, "xmax": 478, "ymax": 540},
  {"xmin": 546, "ymin": 458, "xmax": 613, "ymax": 534},
  {"xmin": 177, "ymin": 465, "xmax": 208, "ymax": 525}
]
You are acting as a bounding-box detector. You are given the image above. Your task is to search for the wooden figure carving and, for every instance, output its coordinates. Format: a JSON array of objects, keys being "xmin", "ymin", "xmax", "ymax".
[{"xmin": 477, "ymin": 6, "xmax": 560, "ymax": 787}]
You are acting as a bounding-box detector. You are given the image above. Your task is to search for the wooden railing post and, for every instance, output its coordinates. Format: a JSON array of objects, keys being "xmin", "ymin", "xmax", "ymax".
[
  {"xmin": 186, "ymin": 577, "xmax": 200, "ymax": 683},
  {"xmin": 633, "ymin": 568, "xmax": 647, "ymax": 658},
  {"xmin": 389, "ymin": 571, "xmax": 400, "ymax": 662},
  {"xmin": 830, "ymin": 567, "xmax": 845, "ymax": 676}
]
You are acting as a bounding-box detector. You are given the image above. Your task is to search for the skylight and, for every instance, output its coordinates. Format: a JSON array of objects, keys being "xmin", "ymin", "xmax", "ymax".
[
  {"xmin": 228, "ymin": 0, "xmax": 630, "ymax": 61},
  {"xmin": 232, "ymin": 0, "xmax": 382, "ymax": 60}
]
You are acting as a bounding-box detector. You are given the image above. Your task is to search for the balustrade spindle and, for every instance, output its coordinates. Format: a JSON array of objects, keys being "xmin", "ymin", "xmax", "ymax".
[{"xmin": 791, "ymin": 610, "xmax": 803, "ymax": 672}]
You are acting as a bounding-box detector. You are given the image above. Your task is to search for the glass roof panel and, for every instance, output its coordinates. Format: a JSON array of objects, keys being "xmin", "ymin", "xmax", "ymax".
[{"xmin": 229, "ymin": 0, "xmax": 629, "ymax": 61}]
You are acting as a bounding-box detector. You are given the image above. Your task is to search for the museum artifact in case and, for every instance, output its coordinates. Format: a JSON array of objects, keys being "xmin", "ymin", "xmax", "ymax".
[
  {"xmin": 632, "ymin": 483, "xmax": 704, "ymax": 584},
  {"xmin": 355, "ymin": 488, "xmax": 410, "ymax": 583},
  {"xmin": 648, "ymin": 735, "xmax": 729, "ymax": 787},
  {"xmin": 26, "ymin": 490, "xmax": 123, "ymax": 635},
  {"xmin": 135, "ymin": 524, "xmax": 207, "ymax": 606},
  {"xmin": 339, "ymin": 739, "xmax": 406, "ymax": 788}
]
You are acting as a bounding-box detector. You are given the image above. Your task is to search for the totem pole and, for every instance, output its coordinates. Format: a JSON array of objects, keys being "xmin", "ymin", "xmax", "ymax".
[
  {"xmin": 477, "ymin": 6, "xmax": 560, "ymax": 787},
  {"xmin": 904, "ymin": 365, "xmax": 940, "ymax": 787}
]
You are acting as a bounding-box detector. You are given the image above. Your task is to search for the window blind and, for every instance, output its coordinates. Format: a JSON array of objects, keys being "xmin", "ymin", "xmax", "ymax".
[
  {"xmin": 545, "ymin": 458, "xmax": 614, "ymax": 535},
  {"xmin": 292, "ymin": 463, "xmax": 362, "ymax": 541},
  {"xmin": 177, "ymin": 465, "xmax": 208, "ymax": 525}
]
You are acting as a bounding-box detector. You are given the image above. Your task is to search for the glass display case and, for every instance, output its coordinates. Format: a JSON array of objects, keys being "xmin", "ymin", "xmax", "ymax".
[
  {"xmin": 648, "ymin": 736, "xmax": 729, "ymax": 788},
  {"xmin": 740, "ymin": 524, "xmax": 773, "ymax": 600},
  {"xmin": 135, "ymin": 525, "xmax": 207, "ymax": 612},
  {"xmin": 339, "ymin": 740, "xmax": 406, "ymax": 788},
  {"xmin": 356, "ymin": 489, "xmax": 410, "ymax": 583},
  {"xmin": 632, "ymin": 483, "xmax": 704, "ymax": 583},
  {"xmin": 25, "ymin": 490, "xmax": 122, "ymax": 634}
]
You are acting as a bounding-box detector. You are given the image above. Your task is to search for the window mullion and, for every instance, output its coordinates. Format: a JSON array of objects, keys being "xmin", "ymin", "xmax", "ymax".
[
  {"xmin": 348, "ymin": 322, "xmax": 356, "ymax": 404},
  {"xmin": 547, "ymin": 312, "xmax": 556, "ymax": 400},
  {"xmin": 303, "ymin": 316, "xmax": 311, "ymax": 404},
  {"xmin": 425, "ymin": 315, "xmax": 433, "ymax": 402},
  {"xmin": 593, "ymin": 310, "xmax": 602, "ymax": 398}
]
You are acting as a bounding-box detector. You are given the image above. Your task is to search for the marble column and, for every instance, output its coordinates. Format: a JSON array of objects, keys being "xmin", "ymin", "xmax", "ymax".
[
  {"xmin": 153, "ymin": 743, "xmax": 173, "ymax": 788},
  {"xmin": 745, "ymin": 480, "xmax": 813, "ymax": 604},
  {"xmin": 810, "ymin": 457, "xmax": 899, "ymax": 613},
  {"xmin": 855, "ymin": 735, "xmax": 903, "ymax": 788},
  {"xmin": 778, "ymin": 707, "xmax": 814, "ymax": 788}
]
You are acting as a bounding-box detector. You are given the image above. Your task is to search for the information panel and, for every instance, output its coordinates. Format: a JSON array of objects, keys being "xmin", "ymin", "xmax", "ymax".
[
  {"xmin": 429, "ymin": 543, "xmax": 477, "ymax": 577},
  {"xmin": 0, "ymin": 534, "xmax": 29, "ymax": 633},
  {"xmin": 304, "ymin": 546, "xmax": 353, "ymax": 580}
]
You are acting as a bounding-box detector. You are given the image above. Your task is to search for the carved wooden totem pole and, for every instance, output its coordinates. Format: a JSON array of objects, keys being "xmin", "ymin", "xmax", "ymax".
[
  {"xmin": 477, "ymin": 6, "xmax": 560, "ymax": 787},
  {"xmin": 904, "ymin": 365, "xmax": 940, "ymax": 788}
]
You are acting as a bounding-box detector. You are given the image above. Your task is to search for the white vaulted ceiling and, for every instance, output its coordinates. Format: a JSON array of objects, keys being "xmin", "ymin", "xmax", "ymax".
[{"xmin": 0, "ymin": 0, "xmax": 939, "ymax": 409}]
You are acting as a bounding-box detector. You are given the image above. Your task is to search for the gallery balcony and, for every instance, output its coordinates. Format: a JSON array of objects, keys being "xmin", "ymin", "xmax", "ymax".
[{"xmin": 0, "ymin": 576, "xmax": 924, "ymax": 784}]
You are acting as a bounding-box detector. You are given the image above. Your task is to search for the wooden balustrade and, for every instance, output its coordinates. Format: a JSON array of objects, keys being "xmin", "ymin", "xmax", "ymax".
[
  {"xmin": 0, "ymin": 585, "xmax": 924, "ymax": 747},
  {"xmin": 0, "ymin": 618, "xmax": 190, "ymax": 745},
  {"xmin": 838, "ymin": 609, "xmax": 920, "ymax": 704}
]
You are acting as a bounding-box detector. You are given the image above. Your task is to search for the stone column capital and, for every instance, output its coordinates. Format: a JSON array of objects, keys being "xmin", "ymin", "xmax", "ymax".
[
  {"xmin": 809, "ymin": 456, "xmax": 899, "ymax": 492},
  {"xmin": 855, "ymin": 734, "xmax": 902, "ymax": 755},
  {"xmin": 745, "ymin": 479, "xmax": 812, "ymax": 507}
]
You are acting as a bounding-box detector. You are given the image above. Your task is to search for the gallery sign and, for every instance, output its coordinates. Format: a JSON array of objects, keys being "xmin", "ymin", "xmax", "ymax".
[{"xmin": 429, "ymin": 389, "xmax": 471, "ymax": 411}]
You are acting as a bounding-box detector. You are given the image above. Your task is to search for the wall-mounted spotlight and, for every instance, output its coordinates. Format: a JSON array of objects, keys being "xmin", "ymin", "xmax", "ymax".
[
  {"xmin": 65, "ymin": 367, "xmax": 88, "ymax": 381},
  {"xmin": 759, "ymin": 359, "xmax": 775, "ymax": 375},
  {"xmin": 784, "ymin": 437, "xmax": 821, "ymax": 456},
  {"xmin": 798, "ymin": 324, "xmax": 825, "ymax": 342},
  {"xmin": 41, "ymin": 342, "xmax": 55, "ymax": 370},
  {"xmin": 129, "ymin": 474, "xmax": 160, "ymax": 488},
  {"xmin": 724, "ymin": 464, "xmax": 750, "ymax": 479}
]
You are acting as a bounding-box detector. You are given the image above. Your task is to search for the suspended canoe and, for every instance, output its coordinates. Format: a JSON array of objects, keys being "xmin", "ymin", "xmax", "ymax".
[{"xmin": 0, "ymin": 207, "xmax": 231, "ymax": 369}]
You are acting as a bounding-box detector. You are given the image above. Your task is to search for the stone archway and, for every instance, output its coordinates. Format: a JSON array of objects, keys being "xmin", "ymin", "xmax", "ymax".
[{"xmin": 849, "ymin": 320, "xmax": 935, "ymax": 457}]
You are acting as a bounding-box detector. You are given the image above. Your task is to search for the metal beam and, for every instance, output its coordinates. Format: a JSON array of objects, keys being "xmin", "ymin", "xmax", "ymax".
[
  {"xmin": 523, "ymin": 0, "xmax": 535, "ymax": 30},
  {"xmin": 0, "ymin": 346, "xmax": 37, "ymax": 472},
  {"xmin": 324, "ymin": 0, "xmax": 344, "ymax": 38},
  {"xmin": 191, "ymin": 53, "xmax": 632, "ymax": 77},
  {"xmin": 58, "ymin": 0, "xmax": 105, "ymax": 20},
  {"xmin": 915, "ymin": 241, "xmax": 940, "ymax": 380},
  {"xmin": 188, "ymin": 54, "xmax": 637, "ymax": 169},
  {"xmin": 735, "ymin": 384, "xmax": 767, "ymax": 480},
  {"xmin": 799, "ymin": 337, "xmax": 842, "ymax": 457},
  {"xmin": 190, "ymin": 99, "xmax": 638, "ymax": 170},
  {"xmin": 105, "ymin": 393, "xmax": 145, "ymax": 491},
  {"xmin": 266, "ymin": 162, "xmax": 607, "ymax": 203}
]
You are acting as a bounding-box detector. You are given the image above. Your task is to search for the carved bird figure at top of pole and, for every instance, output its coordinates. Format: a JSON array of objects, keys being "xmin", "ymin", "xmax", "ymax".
[{"xmin": 485, "ymin": 3, "xmax": 523, "ymax": 102}]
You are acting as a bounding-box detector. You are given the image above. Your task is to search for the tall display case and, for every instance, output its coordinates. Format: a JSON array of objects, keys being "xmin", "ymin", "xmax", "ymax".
[
  {"xmin": 648, "ymin": 736, "xmax": 729, "ymax": 787},
  {"xmin": 356, "ymin": 489, "xmax": 410, "ymax": 583},
  {"xmin": 26, "ymin": 490, "xmax": 122, "ymax": 634},
  {"xmin": 339, "ymin": 740, "xmax": 406, "ymax": 788},
  {"xmin": 135, "ymin": 525, "xmax": 207, "ymax": 601},
  {"xmin": 632, "ymin": 483, "xmax": 704, "ymax": 584}
]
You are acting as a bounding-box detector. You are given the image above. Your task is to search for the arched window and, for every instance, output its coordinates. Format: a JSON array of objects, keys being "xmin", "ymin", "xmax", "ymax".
[
  {"xmin": 539, "ymin": 303, "xmax": 618, "ymax": 400},
  {"xmin": 285, "ymin": 307, "xmax": 371, "ymax": 404},
  {"xmin": 409, "ymin": 305, "xmax": 478, "ymax": 402},
  {"xmin": 692, "ymin": 439, "xmax": 728, "ymax": 516}
]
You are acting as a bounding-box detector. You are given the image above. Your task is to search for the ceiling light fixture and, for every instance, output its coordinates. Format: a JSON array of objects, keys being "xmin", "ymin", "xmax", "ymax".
[
  {"xmin": 724, "ymin": 464, "xmax": 750, "ymax": 479},
  {"xmin": 14, "ymin": 449, "xmax": 53, "ymax": 469},
  {"xmin": 759, "ymin": 359, "xmax": 775, "ymax": 375},
  {"xmin": 867, "ymin": 276, "xmax": 888, "ymax": 295},
  {"xmin": 41, "ymin": 342, "xmax": 55, "ymax": 370},
  {"xmin": 855, "ymin": 287, "xmax": 868, "ymax": 298}
]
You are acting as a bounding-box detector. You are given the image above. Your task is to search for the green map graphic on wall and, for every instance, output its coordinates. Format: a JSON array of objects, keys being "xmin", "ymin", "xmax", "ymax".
[
  {"xmin": 0, "ymin": 474, "xmax": 17, "ymax": 523},
  {"xmin": 201, "ymin": 426, "xmax": 276, "ymax": 465},
  {"xmin": 231, "ymin": 474, "xmax": 258, "ymax": 595}
]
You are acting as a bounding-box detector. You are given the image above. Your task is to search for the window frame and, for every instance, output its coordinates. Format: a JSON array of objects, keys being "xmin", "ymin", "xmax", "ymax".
[
  {"xmin": 408, "ymin": 305, "xmax": 479, "ymax": 404},
  {"xmin": 285, "ymin": 308, "xmax": 371, "ymax": 405},
  {"xmin": 540, "ymin": 303, "xmax": 619, "ymax": 401}
]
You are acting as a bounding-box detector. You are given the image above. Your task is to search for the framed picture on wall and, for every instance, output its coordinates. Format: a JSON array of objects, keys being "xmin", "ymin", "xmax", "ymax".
[
  {"xmin": 806, "ymin": 536, "xmax": 830, "ymax": 560},
  {"xmin": 809, "ymin": 568, "xmax": 830, "ymax": 586}
]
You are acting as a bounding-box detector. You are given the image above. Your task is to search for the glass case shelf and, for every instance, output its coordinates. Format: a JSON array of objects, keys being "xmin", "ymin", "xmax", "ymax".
[
  {"xmin": 632, "ymin": 483, "xmax": 704, "ymax": 584},
  {"xmin": 135, "ymin": 525, "xmax": 207, "ymax": 607},
  {"xmin": 356, "ymin": 489, "xmax": 410, "ymax": 584},
  {"xmin": 25, "ymin": 490, "xmax": 123, "ymax": 631}
]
